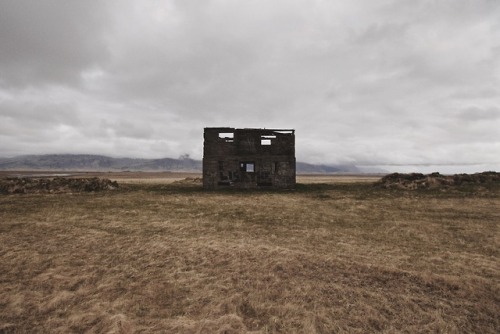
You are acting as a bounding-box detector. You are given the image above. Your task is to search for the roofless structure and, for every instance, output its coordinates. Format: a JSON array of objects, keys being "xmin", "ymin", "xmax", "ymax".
[{"xmin": 203, "ymin": 127, "xmax": 296, "ymax": 189}]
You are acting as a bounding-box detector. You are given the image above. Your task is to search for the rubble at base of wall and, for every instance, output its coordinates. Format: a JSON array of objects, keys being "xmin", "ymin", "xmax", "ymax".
[{"xmin": 172, "ymin": 177, "xmax": 203, "ymax": 185}]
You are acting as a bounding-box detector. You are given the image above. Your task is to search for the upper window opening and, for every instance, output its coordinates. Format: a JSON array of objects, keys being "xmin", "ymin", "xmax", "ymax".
[
  {"xmin": 261, "ymin": 135, "xmax": 276, "ymax": 145},
  {"xmin": 219, "ymin": 132, "xmax": 234, "ymax": 143}
]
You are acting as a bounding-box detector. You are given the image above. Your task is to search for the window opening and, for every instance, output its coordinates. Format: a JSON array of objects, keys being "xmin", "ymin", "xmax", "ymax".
[
  {"xmin": 260, "ymin": 135, "xmax": 276, "ymax": 146},
  {"xmin": 219, "ymin": 132, "xmax": 234, "ymax": 143},
  {"xmin": 240, "ymin": 162, "xmax": 255, "ymax": 173}
]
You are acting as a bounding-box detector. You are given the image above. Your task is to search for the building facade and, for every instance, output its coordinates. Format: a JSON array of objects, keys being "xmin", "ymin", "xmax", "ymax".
[{"xmin": 203, "ymin": 127, "xmax": 296, "ymax": 189}]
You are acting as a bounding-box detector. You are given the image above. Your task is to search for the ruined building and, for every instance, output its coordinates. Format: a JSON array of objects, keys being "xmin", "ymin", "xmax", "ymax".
[{"xmin": 203, "ymin": 127, "xmax": 296, "ymax": 189}]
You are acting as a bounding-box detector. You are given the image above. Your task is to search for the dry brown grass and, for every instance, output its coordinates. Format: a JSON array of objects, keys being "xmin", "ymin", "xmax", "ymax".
[{"xmin": 0, "ymin": 174, "xmax": 499, "ymax": 333}]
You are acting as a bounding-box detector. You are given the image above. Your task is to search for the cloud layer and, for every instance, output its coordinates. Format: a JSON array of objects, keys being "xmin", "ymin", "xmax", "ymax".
[{"xmin": 1, "ymin": 0, "xmax": 499, "ymax": 172}]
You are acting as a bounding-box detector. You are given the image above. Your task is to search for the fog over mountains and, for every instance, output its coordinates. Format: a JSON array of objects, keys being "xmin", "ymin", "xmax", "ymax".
[{"xmin": 0, "ymin": 154, "xmax": 385, "ymax": 174}]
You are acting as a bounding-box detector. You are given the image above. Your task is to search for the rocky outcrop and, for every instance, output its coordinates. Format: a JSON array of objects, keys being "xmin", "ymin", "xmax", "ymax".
[
  {"xmin": 374, "ymin": 172, "xmax": 500, "ymax": 190},
  {"xmin": 0, "ymin": 177, "xmax": 119, "ymax": 194}
]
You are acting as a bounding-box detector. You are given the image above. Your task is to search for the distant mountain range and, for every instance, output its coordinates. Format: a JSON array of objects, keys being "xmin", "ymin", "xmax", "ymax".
[{"xmin": 0, "ymin": 154, "xmax": 386, "ymax": 174}]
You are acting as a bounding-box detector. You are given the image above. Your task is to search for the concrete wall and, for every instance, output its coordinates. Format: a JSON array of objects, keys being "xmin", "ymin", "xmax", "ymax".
[{"xmin": 203, "ymin": 127, "xmax": 296, "ymax": 189}]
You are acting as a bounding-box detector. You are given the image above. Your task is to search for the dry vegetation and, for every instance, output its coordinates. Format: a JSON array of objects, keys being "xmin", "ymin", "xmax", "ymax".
[{"xmin": 0, "ymin": 173, "xmax": 499, "ymax": 333}]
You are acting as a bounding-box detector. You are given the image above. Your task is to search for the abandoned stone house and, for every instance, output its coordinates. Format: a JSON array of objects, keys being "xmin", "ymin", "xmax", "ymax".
[{"xmin": 203, "ymin": 127, "xmax": 296, "ymax": 189}]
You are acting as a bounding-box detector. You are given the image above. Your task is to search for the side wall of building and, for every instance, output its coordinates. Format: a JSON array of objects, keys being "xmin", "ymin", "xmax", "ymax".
[{"xmin": 203, "ymin": 128, "xmax": 296, "ymax": 189}]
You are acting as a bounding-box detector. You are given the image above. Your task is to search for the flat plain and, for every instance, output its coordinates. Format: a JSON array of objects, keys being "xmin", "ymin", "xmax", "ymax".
[{"xmin": 0, "ymin": 173, "xmax": 499, "ymax": 333}]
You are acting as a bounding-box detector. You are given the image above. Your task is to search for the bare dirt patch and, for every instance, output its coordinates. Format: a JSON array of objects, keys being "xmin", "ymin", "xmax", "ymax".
[{"xmin": 297, "ymin": 174, "xmax": 381, "ymax": 184}]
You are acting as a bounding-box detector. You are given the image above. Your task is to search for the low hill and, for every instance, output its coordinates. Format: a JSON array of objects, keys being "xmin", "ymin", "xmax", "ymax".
[
  {"xmin": 0, "ymin": 154, "xmax": 201, "ymax": 172},
  {"xmin": 0, "ymin": 154, "xmax": 374, "ymax": 174}
]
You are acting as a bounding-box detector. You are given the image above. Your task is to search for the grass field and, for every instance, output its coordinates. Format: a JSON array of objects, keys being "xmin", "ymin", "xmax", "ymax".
[{"xmin": 0, "ymin": 173, "xmax": 499, "ymax": 333}]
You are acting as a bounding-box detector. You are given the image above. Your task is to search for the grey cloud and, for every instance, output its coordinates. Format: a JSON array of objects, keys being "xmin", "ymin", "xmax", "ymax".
[
  {"xmin": 458, "ymin": 107, "xmax": 500, "ymax": 121},
  {"xmin": 0, "ymin": 1, "xmax": 109, "ymax": 87},
  {"xmin": 1, "ymin": 100, "xmax": 80, "ymax": 126}
]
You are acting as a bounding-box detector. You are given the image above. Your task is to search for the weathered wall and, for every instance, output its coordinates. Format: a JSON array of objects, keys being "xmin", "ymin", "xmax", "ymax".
[{"xmin": 203, "ymin": 128, "xmax": 296, "ymax": 189}]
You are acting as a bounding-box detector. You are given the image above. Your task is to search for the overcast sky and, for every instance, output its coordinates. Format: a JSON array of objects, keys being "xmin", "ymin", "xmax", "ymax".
[{"xmin": 1, "ymin": 0, "xmax": 499, "ymax": 172}]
